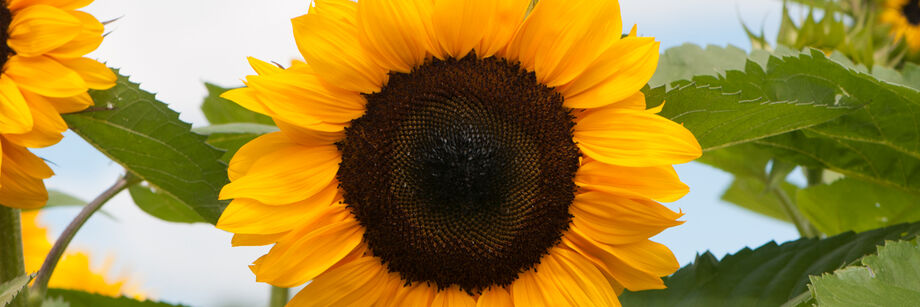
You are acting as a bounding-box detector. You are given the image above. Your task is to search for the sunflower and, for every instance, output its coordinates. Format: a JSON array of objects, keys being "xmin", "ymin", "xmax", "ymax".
[
  {"xmin": 882, "ymin": 0, "xmax": 920, "ymax": 51},
  {"xmin": 21, "ymin": 210, "xmax": 144, "ymax": 298},
  {"xmin": 0, "ymin": 0, "xmax": 116, "ymax": 209},
  {"xmin": 218, "ymin": 0, "xmax": 701, "ymax": 305}
]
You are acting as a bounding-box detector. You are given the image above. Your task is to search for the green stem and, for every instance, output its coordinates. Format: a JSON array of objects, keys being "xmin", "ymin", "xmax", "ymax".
[
  {"xmin": 29, "ymin": 174, "xmax": 131, "ymax": 300},
  {"xmin": 804, "ymin": 167, "xmax": 824, "ymax": 186},
  {"xmin": 0, "ymin": 206, "xmax": 27, "ymax": 307},
  {"xmin": 772, "ymin": 186, "xmax": 819, "ymax": 238},
  {"xmin": 269, "ymin": 286, "xmax": 289, "ymax": 307}
]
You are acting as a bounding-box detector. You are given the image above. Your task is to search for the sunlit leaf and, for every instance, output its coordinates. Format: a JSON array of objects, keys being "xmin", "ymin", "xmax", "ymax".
[
  {"xmin": 809, "ymin": 239, "xmax": 920, "ymax": 306},
  {"xmin": 753, "ymin": 50, "xmax": 920, "ymax": 194},
  {"xmin": 0, "ymin": 274, "xmax": 32, "ymax": 306},
  {"xmin": 64, "ymin": 72, "xmax": 229, "ymax": 224},
  {"xmin": 128, "ymin": 184, "xmax": 206, "ymax": 224},
  {"xmin": 620, "ymin": 221, "xmax": 920, "ymax": 306},
  {"xmin": 797, "ymin": 178, "xmax": 920, "ymax": 236},
  {"xmin": 47, "ymin": 288, "xmax": 187, "ymax": 307}
]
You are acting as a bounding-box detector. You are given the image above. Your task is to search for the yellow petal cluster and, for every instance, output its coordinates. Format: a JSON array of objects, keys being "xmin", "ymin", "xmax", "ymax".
[{"xmin": 0, "ymin": 0, "xmax": 116, "ymax": 209}]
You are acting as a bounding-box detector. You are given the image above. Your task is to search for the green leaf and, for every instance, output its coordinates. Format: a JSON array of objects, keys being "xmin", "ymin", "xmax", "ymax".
[
  {"xmin": 41, "ymin": 297, "xmax": 71, "ymax": 307},
  {"xmin": 191, "ymin": 123, "xmax": 278, "ymax": 135},
  {"xmin": 645, "ymin": 55, "xmax": 857, "ymax": 151},
  {"xmin": 195, "ymin": 125, "xmax": 276, "ymax": 164},
  {"xmin": 64, "ymin": 72, "xmax": 228, "ymax": 224},
  {"xmin": 45, "ymin": 190, "xmax": 86, "ymax": 208},
  {"xmin": 46, "ymin": 288, "xmax": 187, "ymax": 307},
  {"xmin": 0, "ymin": 274, "xmax": 32, "ymax": 306},
  {"xmin": 810, "ymin": 239, "xmax": 920, "ymax": 306},
  {"xmin": 128, "ymin": 184, "xmax": 206, "ymax": 223},
  {"xmin": 200, "ymin": 83, "xmax": 273, "ymax": 125},
  {"xmin": 721, "ymin": 176, "xmax": 797, "ymax": 222},
  {"xmin": 619, "ymin": 221, "xmax": 920, "ymax": 306},
  {"xmin": 797, "ymin": 178, "xmax": 920, "ymax": 236},
  {"xmin": 648, "ymin": 44, "xmax": 749, "ymax": 88},
  {"xmin": 752, "ymin": 50, "xmax": 920, "ymax": 194}
]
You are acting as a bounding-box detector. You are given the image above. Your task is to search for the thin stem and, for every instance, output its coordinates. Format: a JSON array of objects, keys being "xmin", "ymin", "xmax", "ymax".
[
  {"xmin": 0, "ymin": 206, "xmax": 27, "ymax": 307},
  {"xmin": 269, "ymin": 286, "xmax": 289, "ymax": 307},
  {"xmin": 772, "ymin": 186, "xmax": 819, "ymax": 238},
  {"xmin": 29, "ymin": 174, "xmax": 131, "ymax": 298},
  {"xmin": 804, "ymin": 167, "xmax": 824, "ymax": 186}
]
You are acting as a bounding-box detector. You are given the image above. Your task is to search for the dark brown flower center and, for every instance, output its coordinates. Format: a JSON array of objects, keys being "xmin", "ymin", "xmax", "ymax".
[
  {"xmin": 0, "ymin": 1, "xmax": 13, "ymax": 69},
  {"xmin": 336, "ymin": 54, "xmax": 580, "ymax": 293},
  {"xmin": 903, "ymin": 0, "xmax": 920, "ymax": 25}
]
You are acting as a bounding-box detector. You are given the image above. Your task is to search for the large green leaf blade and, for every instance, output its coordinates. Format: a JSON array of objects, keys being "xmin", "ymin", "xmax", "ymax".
[
  {"xmin": 645, "ymin": 63, "xmax": 856, "ymax": 151},
  {"xmin": 797, "ymin": 178, "xmax": 920, "ymax": 236},
  {"xmin": 810, "ymin": 239, "xmax": 920, "ymax": 306},
  {"xmin": 47, "ymin": 288, "xmax": 187, "ymax": 307},
  {"xmin": 619, "ymin": 221, "xmax": 920, "ymax": 306},
  {"xmin": 64, "ymin": 73, "xmax": 228, "ymax": 224},
  {"xmin": 128, "ymin": 184, "xmax": 206, "ymax": 224}
]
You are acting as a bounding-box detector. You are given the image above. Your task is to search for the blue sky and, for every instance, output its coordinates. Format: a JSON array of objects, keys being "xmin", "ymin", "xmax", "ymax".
[{"xmin": 32, "ymin": 0, "xmax": 798, "ymax": 306}]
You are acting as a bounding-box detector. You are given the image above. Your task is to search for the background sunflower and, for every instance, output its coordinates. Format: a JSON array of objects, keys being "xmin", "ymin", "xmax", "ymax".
[
  {"xmin": 882, "ymin": 0, "xmax": 920, "ymax": 51},
  {"xmin": 20, "ymin": 210, "xmax": 144, "ymax": 298},
  {"xmin": 0, "ymin": 0, "xmax": 115, "ymax": 209}
]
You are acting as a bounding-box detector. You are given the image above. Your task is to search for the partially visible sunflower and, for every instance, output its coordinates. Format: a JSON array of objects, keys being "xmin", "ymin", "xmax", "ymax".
[
  {"xmin": 218, "ymin": 0, "xmax": 701, "ymax": 305},
  {"xmin": 21, "ymin": 210, "xmax": 145, "ymax": 298},
  {"xmin": 882, "ymin": 0, "xmax": 920, "ymax": 51},
  {"xmin": 0, "ymin": 0, "xmax": 116, "ymax": 209}
]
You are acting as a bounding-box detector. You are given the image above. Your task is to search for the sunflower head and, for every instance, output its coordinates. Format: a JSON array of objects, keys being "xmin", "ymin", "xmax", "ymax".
[
  {"xmin": 218, "ymin": 0, "xmax": 701, "ymax": 305},
  {"xmin": 883, "ymin": 0, "xmax": 920, "ymax": 51},
  {"xmin": 0, "ymin": 0, "xmax": 116, "ymax": 209}
]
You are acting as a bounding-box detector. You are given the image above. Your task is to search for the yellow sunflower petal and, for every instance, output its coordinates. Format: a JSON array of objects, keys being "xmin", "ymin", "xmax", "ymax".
[
  {"xmin": 0, "ymin": 74, "xmax": 33, "ymax": 134},
  {"xmin": 43, "ymin": 91, "xmax": 92, "ymax": 113},
  {"xmin": 575, "ymin": 160, "xmax": 689, "ymax": 202},
  {"xmin": 231, "ymin": 232, "xmax": 286, "ymax": 247},
  {"xmin": 246, "ymin": 68, "xmax": 365, "ymax": 132},
  {"xmin": 287, "ymin": 256, "xmax": 388, "ymax": 307},
  {"xmin": 564, "ymin": 230, "xmax": 674, "ymax": 291},
  {"xmin": 7, "ymin": 0, "xmax": 92, "ymax": 11},
  {"xmin": 356, "ymin": 0, "xmax": 437, "ymax": 73},
  {"xmin": 571, "ymin": 191, "xmax": 682, "ymax": 245},
  {"xmin": 604, "ymin": 240, "xmax": 679, "ymax": 290},
  {"xmin": 477, "ymin": 287, "xmax": 513, "ymax": 307},
  {"xmin": 560, "ymin": 36, "xmax": 659, "ymax": 109},
  {"xmin": 292, "ymin": 11, "xmax": 387, "ymax": 93},
  {"xmin": 217, "ymin": 184, "xmax": 339, "ymax": 234},
  {"xmin": 574, "ymin": 108, "xmax": 701, "ymax": 167},
  {"xmin": 309, "ymin": 0, "xmax": 358, "ymax": 26},
  {"xmin": 534, "ymin": 248, "xmax": 620, "ymax": 306},
  {"xmin": 220, "ymin": 87, "xmax": 272, "ymax": 117},
  {"xmin": 511, "ymin": 269, "xmax": 547, "ymax": 307},
  {"xmin": 504, "ymin": 0, "xmax": 622, "ymax": 87},
  {"xmin": 255, "ymin": 216, "xmax": 362, "ymax": 287},
  {"xmin": 247, "ymin": 57, "xmax": 282, "ymax": 76},
  {"xmin": 0, "ymin": 140, "xmax": 52, "ymax": 209},
  {"xmin": 46, "ymin": 10, "xmax": 104, "ymax": 58},
  {"xmin": 274, "ymin": 119, "xmax": 344, "ymax": 147},
  {"xmin": 4, "ymin": 90, "xmax": 67, "ymax": 148},
  {"xmin": 56, "ymin": 57, "xmax": 116, "ymax": 90},
  {"xmin": 220, "ymin": 144, "xmax": 339, "ymax": 205},
  {"xmin": 4, "ymin": 55, "xmax": 87, "ymax": 98},
  {"xmin": 226, "ymin": 132, "xmax": 294, "ymax": 181},
  {"xmin": 7, "ymin": 4, "xmax": 82, "ymax": 57},
  {"xmin": 475, "ymin": 0, "xmax": 530, "ymax": 58},
  {"xmin": 432, "ymin": 286, "xmax": 477, "ymax": 307},
  {"xmin": 431, "ymin": 0, "xmax": 491, "ymax": 59}
]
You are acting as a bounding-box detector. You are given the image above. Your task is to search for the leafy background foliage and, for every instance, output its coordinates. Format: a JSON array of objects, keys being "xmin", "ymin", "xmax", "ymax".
[{"xmin": 64, "ymin": 73, "xmax": 230, "ymax": 224}]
